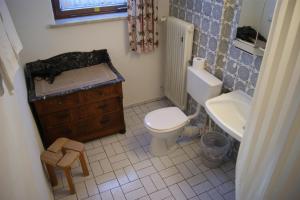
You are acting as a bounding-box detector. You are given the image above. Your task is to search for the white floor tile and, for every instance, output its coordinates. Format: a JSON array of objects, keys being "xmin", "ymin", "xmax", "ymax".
[
  {"xmin": 178, "ymin": 181, "xmax": 196, "ymax": 199},
  {"xmin": 159, "ymin": 167, "xmax": 178, "ymax": 179},
  {"xmin": 149, "ymin": 188, "xmax": 172, "ymax": 200},
  {"xmin": 160, "ymin": 156, "xmax": 174, "ymax": 168},
  {"xmin": 134, "ymin": 160, "xmax": 152, "ymax": 171},
  {"xmin": 111, "ymin": 159, "xmax": 131, "ymax": 170},
  {"xmin": 90, "ymin": 161, "xmax": 103, "ymax": 177},
  {"xmin": 121, "ymin": 180, "xmax": 143, "ymax": 193},
  {"xmin": 75, "ymin": 182, "xmax": 88, "ymax": 200},
  {"xmin": 150, "ymin": 173, "xmax": 167, "ymax": 190},
  {"xmin": 101, "ymin": 135, "xmax": 119, "ymax": 145},
  {"xmin": 85, "ymin": 179, "xmax": 99, "ymax": 196},
  {"xmin": 223, "ymin": 190, "xmax": 235, "ymax": 200},
  {"xmin": 109, "ymin": 153, "xmax": 127, "ymax": 163},
  {"xmin": 135, "ymin": 147, "xmax": 149, "ymax": 161},
  {"xmin": 86, "ymin": 147, "xmax": 105, "ymax": 157},
  {"xmin": 187, "ymin": 173, "xmax": 207, "ymax": 187},
  {"xmin": 137, "ymin": 166, "xmax": 157, "ymax": 178},
  {"xmin": 163, "ymin": 173, "xmax": 184, "ymax": 186},
  {"xmin": 216, "ymin": 181, "xmax": 235, "ymax": 195},
  {"xmin": 111, "ymin": 187, "xmax": 126, "ymax": 200},
  {"xmin": 212, "ymin": 169, "xmax": 230, "ymax": 183},
  {"xmin": 171, "ymin": 154, "xmax": 190, "ymax": 165},
  {"xmin": 100, "ymin": 190, "xmax": 113, "ymax": 200},
  {"xmin": 124, "ymin": 165, "xmax": 139, "ymax": 181},
  {"xmin": 207, "ymin": 189, "xmax": 224, "ymax": 200},
  {"xmin": 204, "ymin": 170, "xmax": 222, "ymax": 187},
  {"xmin": 176, "ymin": 163, "xmax": 193, "ymax": 179},
  {"xmin": 88, "ymin": 152, "xmax": 106, "ymax": 163},
  {"xmin": 182, "ymin": 145, "xmax": 198, "ymax": 159},
  {"xmin": 97, "ymin": 179, "xmax": 119, "ymax": 192},
  {"xmin": 198, "ymin": 192, "xmax": 212, "ymax": 200},
  {"xmin": 112, "ymin": 142, "xmax": 125, "ymax": 154},
  {"xmin": 115, "ymin": 168, "xmax": 130, "ymax": 185},
  {"xmin": 99, "ymin": 158, "xmax": 113, "ymax": 173},
  {"xmin": 169, "ymin": 184, "xmax": 187, "ymax": 200},
  {"xmin": 193, "ymin": 181, "xmax": 214, "ymax": 195},
  {"xmin": 84, "ymin": 194, "xmax": 101, "ymax": 200},
  {"xmin": 141, "ymin": 176, "xmax": 157, "ymax": 194},
  {"xmin": 95, "ymin": 172, "xmax": 115, "ymax": 185},
  {"xmin": 184, "ymin": 160, "xmax": 201, "ymax": 176},
  {"xmin": 125, "ymin": 187, "xmax": 147, "ymax": 200},
  {"xmin": 151, "ymin": 157, "xmax": 166, "ymax": 171},
  {"xmin": 103, "ymin": 144, "xmax": 116, "ymax": 157},
  {"xmin": 127, "ymin": 150, "xmax": 141, "ymax": 164}
]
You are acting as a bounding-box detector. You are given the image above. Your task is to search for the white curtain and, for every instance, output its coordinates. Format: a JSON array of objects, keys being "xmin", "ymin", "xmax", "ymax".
[{"xmin": 236, "ymin": 0, "xmax": 300, "ymax": 199}]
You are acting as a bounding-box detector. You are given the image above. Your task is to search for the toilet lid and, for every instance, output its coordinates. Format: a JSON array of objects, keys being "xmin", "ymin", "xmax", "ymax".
[{"xmin": 144, "ymin": 107, "xmax": 188, "ymax": 131}]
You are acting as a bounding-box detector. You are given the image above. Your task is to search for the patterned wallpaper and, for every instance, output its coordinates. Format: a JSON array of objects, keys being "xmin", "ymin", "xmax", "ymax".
[{"xmin": 170, "ymin": 0, "xmax": 262, "ymax": 97}]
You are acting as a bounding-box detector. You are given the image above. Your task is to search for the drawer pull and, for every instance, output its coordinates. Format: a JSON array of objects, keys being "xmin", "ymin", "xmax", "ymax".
[{"xmin": 58, "ymin": 101, "xmax": 63, "ymax": 105}]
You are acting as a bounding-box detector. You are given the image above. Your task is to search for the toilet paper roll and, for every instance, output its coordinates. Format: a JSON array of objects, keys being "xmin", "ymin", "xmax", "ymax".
[{"xmin": 192, "ymin": 57, "xmax": 206, "ymax": 70}]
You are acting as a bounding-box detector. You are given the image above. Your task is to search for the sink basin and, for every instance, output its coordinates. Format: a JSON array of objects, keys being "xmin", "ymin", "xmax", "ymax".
[{"xmin": 205, "ymin": 90, "xmax": 252, "ymax": 141}]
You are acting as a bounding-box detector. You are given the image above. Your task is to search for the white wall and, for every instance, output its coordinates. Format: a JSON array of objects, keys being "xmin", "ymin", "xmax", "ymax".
[
  {"xmin": 6, "ymin": 0, "xmax": 170, "ymax": 107},
  {"xmin": 0, "ymin": 69, "xmax": 53, "ymax": 200}
]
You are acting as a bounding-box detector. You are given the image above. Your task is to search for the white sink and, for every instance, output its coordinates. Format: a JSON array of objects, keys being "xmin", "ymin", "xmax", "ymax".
[{"xmin": 205, "ymin": 90, "xmax": 252, "ymax": 141}]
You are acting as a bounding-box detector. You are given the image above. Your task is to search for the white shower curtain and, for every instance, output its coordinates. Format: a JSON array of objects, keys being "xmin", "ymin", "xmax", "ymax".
[{"xmin": 236, "ymin": 0, "xmax": 300, "ymax": 199}]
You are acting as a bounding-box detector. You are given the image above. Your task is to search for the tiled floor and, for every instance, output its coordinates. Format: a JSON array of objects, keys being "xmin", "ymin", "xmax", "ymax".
[{"xmin": 52, "ymin": 99, "xmax": 236, "ymax": 200}]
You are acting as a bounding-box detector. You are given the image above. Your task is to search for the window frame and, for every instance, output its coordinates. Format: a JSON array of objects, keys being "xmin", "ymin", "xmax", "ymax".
[{"xmin": 51, "ymin": 0, "xmax": 127, "ymax": 19}]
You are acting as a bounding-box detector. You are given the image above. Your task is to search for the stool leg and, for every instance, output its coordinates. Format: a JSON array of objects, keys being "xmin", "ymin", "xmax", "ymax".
[
  {"xmin": 45, "ymin": 164, "xmax": 58, "ymax": 186},
  {"xmin": 79, "ymin": 152, "xmax": 89, "ymax": 176},
  {"xmin": 64, "ymin": 167, "xmax": 75, "ymax": 194}
]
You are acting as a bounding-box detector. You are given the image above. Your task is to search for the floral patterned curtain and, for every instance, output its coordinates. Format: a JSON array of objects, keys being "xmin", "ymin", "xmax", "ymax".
[{"xmin": 127, "ymin": 0, "xmax": 159, "ymax": 53}]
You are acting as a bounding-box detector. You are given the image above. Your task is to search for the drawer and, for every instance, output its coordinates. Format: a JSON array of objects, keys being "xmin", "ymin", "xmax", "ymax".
[
  {"xmin": 44, "ymin": 123, "xmax": 74, "ymax": 146},
  {"xmin": 34, "ymin": 93, "xmax": 80, "ymax": 115},
  {"xmin": 74, "ymin": 111, "xmax": 123, "ymax": 135},
  {"xmin": 81, "ymin": 83, "xmax": 122, "ymax": 103},
  {"xmin": 72, "ymin": 98, "xmax": 122, "ymax": 121},
  {"xmin": 40, "ymin": 110, "xmax": 72, "ymax": 128}
]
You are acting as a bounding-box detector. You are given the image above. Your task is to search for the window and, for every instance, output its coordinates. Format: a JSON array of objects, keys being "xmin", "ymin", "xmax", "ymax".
[{"xmin": 51, "ymin": 0, "xmax": 127, "ymax": 19}]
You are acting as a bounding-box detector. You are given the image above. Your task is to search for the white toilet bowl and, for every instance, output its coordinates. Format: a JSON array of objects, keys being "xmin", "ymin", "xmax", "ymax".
[
  {"xmin": 144, "ymin": 107, "xmax": 189, "ymax": 156},
  {"xmin": 144, "ymin": 66, "xmax": 223, "ymax": 156}
]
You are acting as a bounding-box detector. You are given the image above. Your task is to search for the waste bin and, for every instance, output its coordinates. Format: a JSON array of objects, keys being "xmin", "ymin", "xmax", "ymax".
[{"xmin": 200, "ymin": 132, "xmax": 230, "ymax": 168}]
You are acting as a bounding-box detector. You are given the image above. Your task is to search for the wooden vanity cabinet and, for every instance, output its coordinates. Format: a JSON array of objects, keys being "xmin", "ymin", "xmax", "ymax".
[{"xmin": 32, "ymin": 83, "xmax": 125, "ymax": 147}]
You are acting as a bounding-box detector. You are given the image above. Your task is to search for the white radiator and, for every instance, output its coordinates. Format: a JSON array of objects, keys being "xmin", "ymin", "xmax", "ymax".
[{"xmin": 164, "ymin": 17, "xmax": 194, "ymax": 110}]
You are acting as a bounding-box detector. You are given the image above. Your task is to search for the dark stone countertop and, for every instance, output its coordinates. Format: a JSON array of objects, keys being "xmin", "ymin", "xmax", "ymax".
[{"xmin": 25, "ymin": 49, "xmax": 124, "ymax": 102}]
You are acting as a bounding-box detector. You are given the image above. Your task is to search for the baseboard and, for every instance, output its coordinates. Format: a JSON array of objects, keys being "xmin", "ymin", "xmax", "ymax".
[{"xmin": 124, "ymin": 96, "xmax": 166, "ymax": 109}]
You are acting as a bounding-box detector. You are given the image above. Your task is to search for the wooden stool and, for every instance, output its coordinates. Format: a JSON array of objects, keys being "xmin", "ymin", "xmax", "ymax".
[
  {"xmin": 57, "ymin": 151, "xmax": 80, "ymax": 194},
  {"xmin": 40, "ymin": 151, "xmax": 62, "ymax": 186},
  {"xmin": 62, "ymin": 140, "xmax": 89, "ymax": 176},
  {"xmin": 47, "ymin": 137, "xmax": 89, "ymax": 176},
  {"xmin": 41, "ymin": 150, "xmax": 80, "ymax": 194}
]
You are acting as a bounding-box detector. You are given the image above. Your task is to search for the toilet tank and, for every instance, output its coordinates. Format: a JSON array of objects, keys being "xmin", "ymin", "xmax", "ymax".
[{"xmin": 187, "ymin": 67, "xmax": 222, "ymax": 106}]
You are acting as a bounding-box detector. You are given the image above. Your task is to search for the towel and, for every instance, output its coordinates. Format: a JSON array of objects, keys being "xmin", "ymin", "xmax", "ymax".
[
  {"xmin": 0, "ymin": 0, "xmax": 23, "ymax": 95},
  {"xmin": 0, "ymin": 0, "xmax": 23, "ymax": 56}
]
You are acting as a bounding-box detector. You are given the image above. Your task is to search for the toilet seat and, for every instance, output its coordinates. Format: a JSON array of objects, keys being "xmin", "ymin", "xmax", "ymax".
[{"xmin": 144, "ymin": 107, "xmax": 189, "ymax": 133}]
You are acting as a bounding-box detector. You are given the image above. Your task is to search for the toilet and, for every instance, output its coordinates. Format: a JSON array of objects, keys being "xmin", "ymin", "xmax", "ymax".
[{"xmin": 144, "ymin": 65, "xmax": 222, "ymax": 156}]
